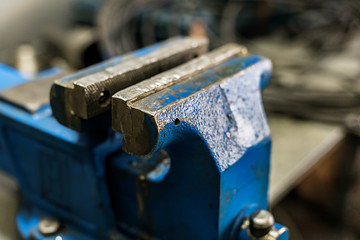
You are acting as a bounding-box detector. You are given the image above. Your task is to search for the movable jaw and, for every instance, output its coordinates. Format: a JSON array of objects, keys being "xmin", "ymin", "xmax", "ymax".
[
  {"xmin": 50, "ymin": 37, "xmax": 208, "ymax": 132},
  {"xmin": 112, "ymin": 43, "xmax": 250, "ymax": 157},
  {"xmin": 112, "ymin": 46, "xmax": 271, "ymax": 170},
  {"xmin": 110, "ymin": 44, "xmax": 275, "ymax": 239}
]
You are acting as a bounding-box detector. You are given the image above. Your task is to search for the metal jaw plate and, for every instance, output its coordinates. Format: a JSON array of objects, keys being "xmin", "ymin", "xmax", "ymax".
[
  {"xmin": 50, "ymin": 37, "xmax": 208, "ymax": 131},
  {"xmin": 0, "ymin": 75, "xmax": 60, "ymax": 113},
  {"xmin": 112, "ymin": 43, "xmax": 271, "ymax": 169}
]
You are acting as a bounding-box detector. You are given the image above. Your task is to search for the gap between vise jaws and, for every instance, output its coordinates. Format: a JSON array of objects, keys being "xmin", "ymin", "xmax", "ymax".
[{"xmin": 50, "ymin": 37, "xmax": 208, "ymax": 131}]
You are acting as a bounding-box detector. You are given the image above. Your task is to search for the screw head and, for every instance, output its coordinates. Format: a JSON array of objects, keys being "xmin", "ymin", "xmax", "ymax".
[
  {"xmin": 249, "ymin": 210, "xmax": 274, "ymax": 238},
  {"xmin": 38, "ymin": 218, "xmax": 61, "ymax": 235}
]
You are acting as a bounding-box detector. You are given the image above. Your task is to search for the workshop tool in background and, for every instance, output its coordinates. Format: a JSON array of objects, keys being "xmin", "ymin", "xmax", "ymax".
[
  {"xmin": 98, "ymin": 0, "xmax": 360, "ymax": 126},
  {"xmin": 0, "ymin": 36, "xmax": 287, "ymax": 239}
]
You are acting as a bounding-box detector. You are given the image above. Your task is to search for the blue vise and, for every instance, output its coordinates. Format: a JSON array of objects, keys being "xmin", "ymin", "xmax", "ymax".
[{"xmin": 0, "ymin": 36, "xmax": 288, "ymax": 240}]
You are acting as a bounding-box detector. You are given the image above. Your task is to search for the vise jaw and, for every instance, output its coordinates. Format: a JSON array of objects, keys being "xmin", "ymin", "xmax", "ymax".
[
  {"xmin": 0, "ymin": 36, "xmax": 287, "ymax": 240},
  {"xmin": 109, "ymin": 42, "xmax": 276, "ymax": 240},
  {"xmin": 50, "ymin": 37, "xmax": 208, "ymax": 132}
]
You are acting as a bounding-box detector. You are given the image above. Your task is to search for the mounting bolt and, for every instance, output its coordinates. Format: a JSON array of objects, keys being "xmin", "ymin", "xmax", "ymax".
[
  {"xmin": 249, "ymin": 210, "xmax": 274, "ymax": 238},
  {"xmin": 38, "ymin": 218, "xmax": 61, "ymax": 235}
]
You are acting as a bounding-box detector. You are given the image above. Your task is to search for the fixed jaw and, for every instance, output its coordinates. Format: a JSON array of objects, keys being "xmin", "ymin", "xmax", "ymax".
[{"xmin": 50, "ymin": 37, "xmax": 208, "ymax": 131}]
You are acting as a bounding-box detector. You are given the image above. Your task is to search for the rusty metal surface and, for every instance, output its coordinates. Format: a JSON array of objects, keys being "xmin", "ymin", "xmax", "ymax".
[
  {"xmin": 0, "ymin": 75, "xmax": 62, "ymax": 113},
  {"xmin": 50, "ymin": 37, "xmax": 208, "ymax": 131}
]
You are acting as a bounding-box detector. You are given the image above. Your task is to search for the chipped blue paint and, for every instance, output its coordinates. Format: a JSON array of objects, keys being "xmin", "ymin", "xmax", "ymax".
[{"xmin": 129, "ymin": 56, "xmax": 272, "ymax": 171}]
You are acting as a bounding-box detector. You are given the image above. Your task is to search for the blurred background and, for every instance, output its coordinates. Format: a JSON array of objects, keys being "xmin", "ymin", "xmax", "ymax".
[{"xmin": 0, "ymin": 0, "xmax": 360, "ymax": 239}]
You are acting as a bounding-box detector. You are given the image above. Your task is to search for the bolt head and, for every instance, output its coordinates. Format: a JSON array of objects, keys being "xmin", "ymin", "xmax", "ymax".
[
  {"xmin": 38, "ymin": 218, "xmax": 61, "ymax": 235},
  {"xmin": 249, "ymin": 210, "xmax": 274, "ymax": 238}
]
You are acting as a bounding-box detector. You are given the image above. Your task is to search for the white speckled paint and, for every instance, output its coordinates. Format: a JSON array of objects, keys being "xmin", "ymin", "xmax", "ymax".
[{"xmin": 154, "ymin": 59, "xmax": 272, "ymax": 171}]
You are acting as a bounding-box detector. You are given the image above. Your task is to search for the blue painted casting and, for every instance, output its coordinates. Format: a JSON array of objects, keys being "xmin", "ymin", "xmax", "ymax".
[{"xmin": 0, "ymin": 40, "xmax": 286, "ymax": 240}]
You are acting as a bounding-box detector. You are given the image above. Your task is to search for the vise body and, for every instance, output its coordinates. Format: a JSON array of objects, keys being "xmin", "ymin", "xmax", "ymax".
[{"xmin": 0, "ymin": 37, "xmax": 288, "ymax": 240}]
